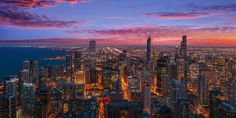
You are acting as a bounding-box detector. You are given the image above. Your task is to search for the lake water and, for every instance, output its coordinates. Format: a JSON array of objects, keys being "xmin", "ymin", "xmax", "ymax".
[{"xmin": 0, "ymin": 47, "xmax": 69, "ymax": 79}]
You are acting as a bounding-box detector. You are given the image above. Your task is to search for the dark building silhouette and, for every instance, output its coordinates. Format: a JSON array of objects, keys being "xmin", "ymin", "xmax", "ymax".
[
  {"xmin": 105, "ymin": 100, "xmax": 142, "ymax": 118},
  {"xmin": 146, "ymin": 36, "xmax": 152, "ymax": 63},
  {"xmin": 89, "ymin": 40, "xmax": 97, "ymax": 83}
]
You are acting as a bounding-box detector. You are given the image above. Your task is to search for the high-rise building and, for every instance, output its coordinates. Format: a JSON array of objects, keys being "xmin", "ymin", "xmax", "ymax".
[
  {"xmin": 141, "ymin": 69, "xmax": 151, "ymax": 114},
  {"xmin": 22, "ymin": 60, "xmax": 30, "ymax": 70},
  {"xmin": 146, "ymin": 36, "xmax": 152, "ymax": 63},
  {"xmin": 176, "ymin": 57, "xmax": 185, "ymax": 80},
  {"xmin": 176, "ymin": 35, "xmax": 188, "ymax": 82},
  {"xmin": 21, "ymin": 60, "xmax": 39, "ymax": 84},
  {"xmin": 0, "ymin": 95, "xmax": 16, "ymax": 118},
  {"xmin": 214, "ymin": 56, "xmax": 226, "ymax": 86},
  {"xmin": 143, "ymin": 81, "xmax": 151, "ymax": 114},
  {"xmin": 89, "ymin": 40, "xmax": 96, "ymax": 68},
  {"xmin": 30, "ymin": 60, "xmax": 39, "ymax": 84},
  {"xmin": 174, "ymin": 46, "xmax": 179, "ymax": 60},
  {"xmin": 170, "ymin": 80, "xmax": 187, "ymax": 109},
  {"xmin": 0, "ymin": 82, "xmax": 4, "ymax": 95},
  {"xmin": 188, "ymin": 62, "xmax": 199, "ymax": 84},
  {"xmin": 3, "ymin": 76, "xmax": 18, "ymax": 118},
  {"xmin": 74, "ymin": 71, "xmax": 85, "ymax": 85},
  {"xmin": 39, "ymin": 87, "xmax": 50, "ymax": 118},
  {"xmin": 151, "ymin": 101, "xmax": 173, "ymax": 118},
  {"xmin": 4, "ymin": 76, "xmax": 17, "ymax": 98},
  {"xmin": 175, "ymin": 99, "xmax": 191, "ymax": 118},
  {"xmin": 74, "ymin": 51, "xmax": 82, "ymax": 71},
  {"xmin": 157, "ymin": 56, "xmax": 170, "ymax": 95},
  {"xmin": 89, "ymin": 40, "xmax": 97, "ymax": 83},
  {"xmin": 0, "ymin": 95, "xmax": 8, "ymax": 118},
  {"xmin": 215, "ymin": 102, "xmax": 236, "ymax": 118},
  {"xmin": 228, "ymin": 73, "xmax": 236, "ymax": 104},
  {"xmin": 22, "ymin": 82, "xmax": 35, "ymax": 117},
  {"xmin": 179, "ymin": 35, "xmax": 187, "ymax": 58},
  {"xmin": 209, "ymin": 89, "xmax": 223, "ymax": 118},
  {"xmin": 198, "ymin": 63, "xmax": 208, "ymax": 105},
  {"xmin": 66, "ymin": 55, "xmax": 74, "ymax": 78},
  {"xmin": 20, "ymin": 69, "xmax": 30, "ymax": 83},
  {"xmin": 119, "ymin": 49, "xmax": 127, "ymax": 62},
  {"xmin": 105, "ymin": 100, "xmax": 143, "ymax": 118}
]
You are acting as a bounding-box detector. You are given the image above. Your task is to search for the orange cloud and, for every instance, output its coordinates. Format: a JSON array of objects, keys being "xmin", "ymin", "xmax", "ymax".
[{"xmin": 67, "ymin": 26, "xmax": 236, "ymax": 46}]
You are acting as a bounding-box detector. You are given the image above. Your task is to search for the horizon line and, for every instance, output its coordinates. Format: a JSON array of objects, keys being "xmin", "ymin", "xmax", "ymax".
[{"xmin": 1, "ymin": 38, "xmax": 236, "ymax": 47}]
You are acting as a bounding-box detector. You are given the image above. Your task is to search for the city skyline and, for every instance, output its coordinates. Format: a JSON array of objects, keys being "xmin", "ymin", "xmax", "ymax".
[
  {"xmin": 1, "ymin": 35, "xmax": 236, "ymax": 117},
  {"xmin": 1, "ymin": 0, "xmax": 236, "ymax": 46},
  {"xmin": 1, "ymin": 1, "xmax": 236, "ymax": 117}
]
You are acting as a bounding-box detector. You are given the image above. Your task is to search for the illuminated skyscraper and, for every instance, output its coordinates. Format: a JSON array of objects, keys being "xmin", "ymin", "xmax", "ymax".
[
  {"xmin": 89, "ymin": 40, "xmax": 97, "ymax": 83},
  {"xmin": 89, "ymin": 40, "xmax": 96, "ymax": 68},
  {"xmin": 146, "ymin": 36, "xmax": 152, "ymax": 63},
  {"xmin": 198, "ymin": 63, "xmax": 208, "ymax": 105},
  {"xmin": 4, "ymin": 76, "xmax": 17, "ymax": 98},
  {"xmin": 22, "ymin": 82, "xmax": 35, "ymax": 117},
  {"xmin": 21, "ymin": 60, "xmax": 39, "ymax": 84},
  {"xmin": 30, "ymin": 60, "xmax": 39, "ymax": 83},
  {"xmin": 157, "ymin": 56, "xmax": 170, "ymax": 95},
  {"xmin": 177, "ymin": 35, "xmax": 188, "ymax": 81},
  {"xmin": 228, "ymin": 73, "xmax": 236, "ymax": 104},
  {"xmin": 20, "ymin": 69, "xmax": 30, "ymax": 83},
  {"xmin": 176, "ymin": 57, "xmax": 185, "ymax": 80}
]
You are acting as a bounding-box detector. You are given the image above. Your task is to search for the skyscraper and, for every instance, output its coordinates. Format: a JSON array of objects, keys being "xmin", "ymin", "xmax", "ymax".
[
  {"xmin": 157, "ymin": 56, "xmax": 171, "ymax": 95},
  {"xmin": 89, "ymin": 40, "xmax": 97, "ymax": 83},
  {"xmin": 39, "ymin": 87, "xmax": 50, "ymax": 118},
  {"xmin": 228, "ymin": 73, "xmax": 236, "ymax": 104},
  {"xmin": 22, "ymin": 82, "xmax": 35, "ymax": 117},
  {"xmin": 74, "ymin": 51, "xmax": 82, "ymax": 71},
  {"xmin": 198, "ymin": 63, "xmax": 208, "ymax": 105},
  {"xmin": 20, "ymin": 69, "xmax": 30, "ymax": 83},
  {"xmin": 170, "ymin": 80, "xmax": 187, "ymax": 109},
  {"xmin": 176, "ymin": 35, "xmax": 188, "ymax": 81},
  {"xmin": 21, "ymin": 60, "xmax": 39, "ymax": 84},
  {"xmin": 0, "ymin": 95, "xmax": 16, "ymax": 118},
  {"xmin": 209, "ymin": 89, "xmax": 223, "ymax": 118},
  {"xmin": 30, "ymin": 60, "xmax": 39, "ymax": 84},
  {"xmin": 22, "ymin": 60, "xmax": 30, "ymax": 70},
  {"xmin": 66, "ymin": 55, "xmax": 74, "ymax": 78},
  {"xmin": 176, "ymin": 57, "xmax": 185, "ymax": 80},
  {"xmin": 4, "ymin": 76, "xmax": 17, "ymax": 98},
  {"xmin": 179, "ymin": 35, "xmax": 187, "ymax": 58},
  {"xmin": 142, "ymin": 69, "xmax": 151, "ymax": 114},
  {"xmin": 146, "ymin": 36, "xmax": 152, "ymax": 63}
]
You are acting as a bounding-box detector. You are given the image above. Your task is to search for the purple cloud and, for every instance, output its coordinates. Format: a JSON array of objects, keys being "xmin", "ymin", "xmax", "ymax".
[
  {"xmin": 0, "ymin": 5, "xmax": 83, "ymax": 28},
  {"xmin": 0, "ymin": 0, "xmax": 86, "ymax": 8},
  {"xmin": 141, "ymin": 12, "xmax": 219, "ymax": 19},
  {"xmin": 142, "ymin": 4, "xmax": 236, "ymax": 20}
]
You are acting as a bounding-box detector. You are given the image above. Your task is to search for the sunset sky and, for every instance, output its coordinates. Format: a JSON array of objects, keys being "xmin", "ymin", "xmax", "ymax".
[{"xmin": 1, "ymin": 0, "xmax": 236, "ymax": 46}]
